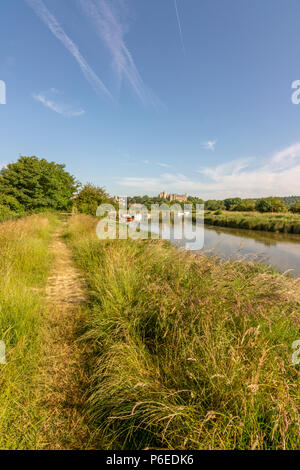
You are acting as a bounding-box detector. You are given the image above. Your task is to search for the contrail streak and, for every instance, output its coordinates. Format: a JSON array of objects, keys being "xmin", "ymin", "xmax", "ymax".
[
  {"xmin": 174, "ymin": 0, "xmax": 186, "ymax": 55},
  {"xmin": 79, "ymin": 0, "xmax": 163, "ymax": 109},
  {"xmin": 25, "ymin": 0, "xmax": 112, "ymax": 100}
]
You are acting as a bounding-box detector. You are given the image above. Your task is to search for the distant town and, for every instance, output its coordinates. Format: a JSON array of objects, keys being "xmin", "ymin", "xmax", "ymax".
[{"xmin": 112, "ymin": 193, "xmax": 300, "ymax": 213}]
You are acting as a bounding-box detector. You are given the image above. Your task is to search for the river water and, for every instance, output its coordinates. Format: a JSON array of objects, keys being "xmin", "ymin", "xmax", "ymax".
[{"xmin": 136, "ymin": 218, "xmax": 300, "ymax": 277}]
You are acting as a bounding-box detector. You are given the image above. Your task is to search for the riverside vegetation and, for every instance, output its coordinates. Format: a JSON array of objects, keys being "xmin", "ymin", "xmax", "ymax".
[
  {"xmin": 202, "ymin": 211, "xmax": 300, "ymax": 234},
  {"xmin": 63, "ymin": 214, "xmax": 300, "ymax": 450},
  {"xmin": 0, "ymin": 213, "xmax": 299, "ymax": 449}
]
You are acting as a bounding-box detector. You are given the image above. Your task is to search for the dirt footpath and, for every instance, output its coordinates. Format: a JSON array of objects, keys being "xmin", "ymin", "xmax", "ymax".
[{"xmin": 38, "ymin": 224, "xmax": 95, "ymax": 449}]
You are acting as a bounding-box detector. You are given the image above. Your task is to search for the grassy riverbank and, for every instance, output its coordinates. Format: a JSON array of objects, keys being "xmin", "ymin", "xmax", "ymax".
[
  {"xmin": 65, "ymin": 214, "xmax": 300, "ymax": 450},
  {"xmin": 202, "ymin": 211, "xmax": 300, "ymax": 234},
  {"xmin": 0, "ymin": 214, "xmax": 58, "ymax": 448}
]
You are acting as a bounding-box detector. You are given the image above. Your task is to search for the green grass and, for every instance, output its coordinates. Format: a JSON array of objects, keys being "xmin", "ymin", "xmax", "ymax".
[
  {"xmin": 202, "ymin": 211, "xmax": 300, "ymax": 234},
  {"xmin": 0, "ymin": 213, "xmax": 58, "ymax": 449},
  {"xmin": 65, "ymin": 214, "xmax": 300, "ymax": 450}
]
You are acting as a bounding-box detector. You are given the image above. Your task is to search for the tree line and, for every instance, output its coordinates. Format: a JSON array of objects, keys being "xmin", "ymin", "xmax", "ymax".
[
  {"xmin": 205, "ymin": 197, "xmax": 300, "ymax": 213},
  {"xmin": 0, "ymin": 156, "xmax": 112, "ymax": 221},
  {"xmin": 129, "ymin": 195, "xmax": 300, "ymax": 213},
  {"xmin": 1, "ymin": 156, "xmax": 300, "ymax": 222}
]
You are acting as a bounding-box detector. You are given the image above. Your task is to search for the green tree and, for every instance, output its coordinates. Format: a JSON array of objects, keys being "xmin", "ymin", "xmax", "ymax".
[
  {"xmin": 255, "ymin": 197, "xmax": 287, "ymax": 213},
  {"xmin": 0, "ymin": 194, "xmax": 24, "ymax": 213},
  {"xmin": 290, "ymin": 201, "xmax": 300, "ymax": 213},
  {"xmin": 0, "ymin": 156, "xmax": 78, "ymax": 211},
  {"xmin": 234, "ymin": 199, "xmax": 256, "ymax": 212},
  {"xmin": 76, "ymin": 183, "xmax": 111, "ymax": 215},
  {"xmin": 223, "ymin": 198, "xmax": 242, "ymax": 211},
  {"xmin": 278, "ymin": 196, "xmax": 300, "ymax": 207},
  {"xmin": 205, "ymin": 200, "xmax": 224, "ymax": 211},
  {"xmin": 187, "ymin": 196, "xmax": 204, "ymax": 210}
]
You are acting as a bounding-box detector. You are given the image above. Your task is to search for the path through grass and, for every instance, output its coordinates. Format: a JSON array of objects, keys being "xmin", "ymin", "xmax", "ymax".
[
  {"xmin": 0, "ymin": 215, "xmax": 98, "ymax": 449},
  {"xmin": 37, "ymin": 221, "xmax": 97, "ymax": 449},
  {"xmin": 1, "ymin": 213, "xmax": 299, "ymax": 449}
]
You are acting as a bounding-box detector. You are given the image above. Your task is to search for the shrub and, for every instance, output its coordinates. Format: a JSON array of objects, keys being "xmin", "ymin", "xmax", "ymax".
[
  {"xmin": 0, "ymin": 194, "xmax": 24, "ymax": 213},
  {"xmin": 290, "ymin": 201, "xmax": 300, "ymax": 213},
  {"xmin": 0, "ymin": 204, "xmax": 16, "ymax": 222}
]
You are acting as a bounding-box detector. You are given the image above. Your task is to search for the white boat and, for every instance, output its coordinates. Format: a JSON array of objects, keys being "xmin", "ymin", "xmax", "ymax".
[{"xmin": 132, "ymin": 213, "xmax": 142, "ymax": 222}]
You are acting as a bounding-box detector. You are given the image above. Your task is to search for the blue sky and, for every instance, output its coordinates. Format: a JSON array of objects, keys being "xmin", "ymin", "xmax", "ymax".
[{"xmin": 1, "ymin": 0, "xmax": 300, "ymax": 198}]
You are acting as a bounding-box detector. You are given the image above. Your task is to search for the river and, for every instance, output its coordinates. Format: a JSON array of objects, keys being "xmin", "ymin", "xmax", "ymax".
[{"xmin": 136, "ymin": 218, "xmax": 300, "ymax": 277}]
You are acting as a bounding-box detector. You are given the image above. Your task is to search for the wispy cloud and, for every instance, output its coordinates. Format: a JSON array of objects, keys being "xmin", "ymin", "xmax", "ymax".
[
  {"xmin": 174, "ymin": 0, "xmax": 186, "ymax": 55},
  {"xmin": 198, "ymin": 158, "xmax": 252, "ymax": 181},
  {"xmin": 33, "ymin": 89, "xmax": 85, "ymax": 117},
  {"xmin": 141, "ymin": 160, "xmax": 172, "ymax": 168},
  {"xmin": 78, "ymin": 0, "xmax": 162, "ymax": 108},
  {"xmin": 118, "ymin": 173, "xmax": 196, "ymax": 193},
  {"xmin": 25, "ymin": 0, "xmax": 112, "ymax": 100},
  {"xmin": 196, "ymin": 142, "xmax": 300, "ymax": 198},
  {"xmin": 202, "ymin": 140, "xmax": 217, "ymax": 151},
  {"xmin": 157, "ymin": 162, "xmax": 172, "ymax": 168},
  {"xmin": 118, "ymin": 143, "xmax": 300, "ymax": 198}
]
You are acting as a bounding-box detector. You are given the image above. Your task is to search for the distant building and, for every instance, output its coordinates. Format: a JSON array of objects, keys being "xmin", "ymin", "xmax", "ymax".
[
  {"xmin": 158, "ymin": 191, "xmax": 187, "ymax": 202},
  {"xmin": 168, "ymin": 193, "xmax": 188, "ymax": 202}
]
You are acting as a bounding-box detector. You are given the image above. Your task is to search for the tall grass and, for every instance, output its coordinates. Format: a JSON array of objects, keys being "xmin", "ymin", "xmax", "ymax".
[
  {"xmin": 0, "ymin": 214, "xmax": 58, "ymax": 448},
  {"xmin": 65, "ymin": 215, "xmax": 300, "ymax": 450},
  {"xmin": 202, "ymin": 211, "xmax": 300, "ymax": 234}
]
